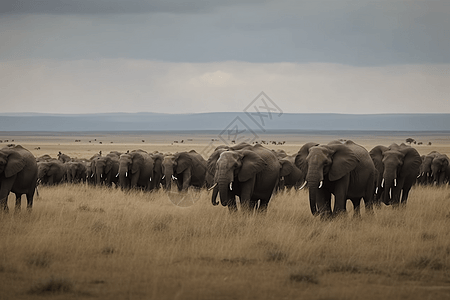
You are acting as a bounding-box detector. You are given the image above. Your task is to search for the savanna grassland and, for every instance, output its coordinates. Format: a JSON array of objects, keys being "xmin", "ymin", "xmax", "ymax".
[{"xmin": 1, "ymin": 132, "xmax": 450, "ymax": 300}]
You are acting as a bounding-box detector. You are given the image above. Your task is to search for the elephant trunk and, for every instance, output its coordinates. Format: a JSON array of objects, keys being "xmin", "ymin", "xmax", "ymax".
[
  {"xmin": 211, "ymin": 184, "xmax": 219, "ymax": 206},
  {"xmin": 163, "ymin": 169, "xmax": 174, "ymax": 190},
  {"xmin": 305, "ymin": 166, "xmax": 323, "ymax": 216},
  {"xmin": 217, "ymin": 167, "xmax": 233, "ymax": 207},
  {"xmin": 382, "ymin": 170, "xmax": 396, "ymax": 205},
  {"xmin": 95, "ymin": 166, "xmax": 103, "ymax": 185}
]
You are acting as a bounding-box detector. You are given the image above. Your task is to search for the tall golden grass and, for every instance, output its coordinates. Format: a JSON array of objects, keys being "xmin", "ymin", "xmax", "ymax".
[{"xmin": 1, "ymin": 184, "xmax": 449, "ymax": 299}]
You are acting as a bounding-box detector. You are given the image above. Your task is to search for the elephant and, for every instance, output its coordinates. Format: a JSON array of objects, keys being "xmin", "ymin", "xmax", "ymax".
[
  {"xmin": 0, "ymin": 145, "xmax": 38, "ymax": 211},
  {"xmin": 275, "ymin": 153, "xmax": 305, "ymax": 191},
  {"xmin": 417, "ymin": 151, "xmax": 439, "ymax": 185},
  {"xmin": 84, "ymin": 160, "xmax": 94, "ymax": 184},
  {"xmin": 118, "ymin": 151, "xmax": 154, "ymax": 190},
  {"xmin": 65, "ymin": 161, "xmax": 87, "ymax": 183},
  {"xmin": 207, "ymin": 143, "xmax": 280, "ymax": 213},
  {"xmin": 369, "ymin": 143, "xmax": 422, "ymax": 207},
  {"xmin": 431, "ymin": 153, "xmax": 450, "ymax": 185},
  {"xmin": 37, "ymin": 159, "xmax": 67, "ymax": 185},
  {"xmin": 91, "ymin": 153, "xmax": 119, "ymax": 186},
  {"xmin": 295, "ymin": 140, "xmax": 376, "ymax": 218},
  {"xmin": 150, "ymin": 153, "xmax": 164, "ymax": 190},
  {"xmin": 162, "ymin": 150, "xmax": 207, "ymax": 191}
]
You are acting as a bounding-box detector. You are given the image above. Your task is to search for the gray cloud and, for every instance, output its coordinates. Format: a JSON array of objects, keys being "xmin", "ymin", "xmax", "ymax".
[
  {"xmin": 0, "ymin": 0, "xmax": 261, "ymax": 15},
  {"xmin": 1, "ymin": 1, "xmax": 449, "ymax": 65},
  {"xmin": 1, "ymin": 59, "xmax": 449, "ymax": 114}
]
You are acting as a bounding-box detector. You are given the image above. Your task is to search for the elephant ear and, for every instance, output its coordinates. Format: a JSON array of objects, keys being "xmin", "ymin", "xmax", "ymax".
[
  {"xmin": 175, "ymin": 152, "xmax": 192, "ymax": 174},
  {"xmin": 295, "ymin": 142, "xmax": 319, "ymax": 175},
  {"xmin": 327, "ymin": 144, "xmax": 359, "ymax": 181},
  {"xmin": 369, "ymin": 145, "xmax": 388, "ymax": 175},
  {"xmin": 238, "ymin": 150, "xmax": 266, "ymax": 182},
  {"xmin": 398, "ymin": 145, "xmax": 422, "ymax": 178},
  {"xmin": 5, "ymin": 150, "xmax": 26, "ymax": 178},
  {"xmin": 131, "ymin": 152, "xmax": 144, "ymax": 174},
  {"xmin": 279, "ymin": 158, "xmax": 294, "ymax": 177}
]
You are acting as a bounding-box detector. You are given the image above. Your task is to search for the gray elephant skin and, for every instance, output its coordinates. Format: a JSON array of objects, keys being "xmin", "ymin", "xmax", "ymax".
[
  {"xmin": 295, "ymin": 140, "xmax": 376, "ymax": 218},
  {"xmin": 162, "ymin": 150, "xmax": 207, "ymax": 191},
  {"xmin": 370, "ymin": 143, "xmax": 421, "ymax": 207},
  {"xmin": 417, "ymin": 151, "xmax": 439, "ymax": 185},
  {"xmin": 91, "ymin": 153, "xmax": 120, "ymax": 186},
  {"xmin": 118, "ymin": 151, "xmax": 154, "ymax": 190},
  {"xmin": 0, "ymin": 145, "xmax": 38, "ymax": 211},
  {"xmin": 66, "ymin": 161, "xmax": 87, "ymax": 183},
  {"xmin": 37, "ymin": 159, "xmax": 66, "ymax": 185},
  {"xmin": 277, "ymin": 154, "xmax": 305, "ymax": 190},
  {"xmin": 431, "ymin": 153, "xmax": 450, "ymax": 185},
  {"xmin": 208, "ymin": 143, "xmax": 280, "ymax": 213}
]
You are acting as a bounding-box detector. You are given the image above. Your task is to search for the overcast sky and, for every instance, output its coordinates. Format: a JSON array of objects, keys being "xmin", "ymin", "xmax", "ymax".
[{"xmin": 1, "ymin": 0, "xmax": 449, "ymax": 114}]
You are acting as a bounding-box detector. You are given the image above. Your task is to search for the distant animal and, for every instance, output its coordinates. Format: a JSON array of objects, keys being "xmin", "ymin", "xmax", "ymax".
[{"xmin": 370, "ymin": 143, "xmax": 421, "ymax": 207}]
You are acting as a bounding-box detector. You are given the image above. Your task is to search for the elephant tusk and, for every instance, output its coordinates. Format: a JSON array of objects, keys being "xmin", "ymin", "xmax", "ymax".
[
  {"xmin": 229, "ymin": 182, "xmax": 233, "ymax": 190},
  {"xmin": 394, "ymin": 179, "xmax": 397, "ymax": 187},
  {"xmin": 381, "ymin": 178, "xmax": 384, "ymax": 188},
  {"xmin": 417, "ymin": 174, "xmax": 421, "ymax": 179},
  {"xmin": 149, "ymin": 178, "xmax": 152, "ymax": 181},
  {"xmin": 161, "ymin": 175, "xmax": 165, "ymax": 180},
  {"xmin": 298, "ymin": 181, "xmax": 307, "ymax": 190},
  {"xmin": 116, "ymin": 173, "xmax": 119, "ymax": 177},
  {"xmin": 125, "ymin": 171, "xmax": 128, "ymax": 177},
  {"xmin": 208, "ymin": 183, "xmax": 218, "ymax": 191},
  {"xmin": 389, "ymin": 188, "xmax": 392, "ymax": 199},
  {"xmin": 375, "ymin": 187, "xmax": 378, "ymax": 194},
  {"xmin": 172, "ymin": 175, "xmax": 177, "ymax": 180},
  {"xmin": 100, "ymin": 174, "xmax": 103, "ymax": 178},
  {"xmin": 91, "ymin": 174, "xmax": 94, "ymax": 178},
  {"xmin": 318, "ymin": 181, "xmax": 323, "ymax": 189}
]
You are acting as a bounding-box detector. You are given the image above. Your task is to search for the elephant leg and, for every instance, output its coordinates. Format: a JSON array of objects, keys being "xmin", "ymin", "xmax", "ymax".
[
  {"xmin": 256, "ymin": 199, "xmax": 270, "ymax": 214},
  {"xmin": 26, "ymin": 190, "xmax": 35, "ymax": 211},
  {"xmin": 15, "ymin": 193, "xmax": 22, "ymax": 211},
  {"xmin": 350, "ymin": 198, "xmax": 361, "ymax": 218},
  {"xmin": 238, "ymin": 181, "xmax": 255, "ymax": 213},
  {"xmin": 227, "ymin": 196, "xmax": 238, "ymax": 213},
  {"xmin": 332, "ymin": 177, "xmax": 350, "ymax": 216},
  {"xmin": 0, "ymin": 193, "xmax": 10, "ymax": 212}
]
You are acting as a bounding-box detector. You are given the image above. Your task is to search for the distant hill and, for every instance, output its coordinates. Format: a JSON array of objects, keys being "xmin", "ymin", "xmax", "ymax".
[{"xmin": 0, "ymin": 112, "xmax": 449, "ymax": 132}]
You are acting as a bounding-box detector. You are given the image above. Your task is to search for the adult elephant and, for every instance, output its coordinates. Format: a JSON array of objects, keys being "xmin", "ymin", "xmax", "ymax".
[
  {"xmin": 295, "ymin": 140, "xmax": 376, "ymax": 218},
  {"xmin": 369, "ymin": 143, "xmax": 421, "ymax": 207},
  {"xmin": 118, "ymin": 151, "xmax": 154, "ymax": 190},
  {"xmin": 92, "ymin": 153, "xmax": 119, "ymax": 186},
  {"xmin": 208, "ymin": 143, "xmax": 280, "ymax": 213},
  {"xmin": 0, "ymin": 145, "xmax": 38, "ymax": 211},
  {"xmin": 162, "ymin": 150, "xmax": 207, "ymax": 191},
  {"xmin": 431, "ymin": 153, "xmax": 450, "ymax": 185},
  {"xmin": 37, "ymin": 159, "xmax": 66, "ymax": 185},
  {"xmin": 66, "ymin": 161, "xmax": 87, "ymax": 183},
  {"xmin": 417, "ymin": 151, "xmax": 439, "ymax": 185}
]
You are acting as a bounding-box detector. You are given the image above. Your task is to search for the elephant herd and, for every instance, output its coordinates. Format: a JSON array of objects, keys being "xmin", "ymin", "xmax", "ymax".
[{"xmin": 0, "ymin": 141, "xmax": 449, "ymax": 218}]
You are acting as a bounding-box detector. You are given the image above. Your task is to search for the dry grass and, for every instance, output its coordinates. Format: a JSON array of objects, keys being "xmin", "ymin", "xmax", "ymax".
[
  {"xmin": 1, "ymin": 134, "xmax": 450, "ymax": 299},
  {"xmin": 1, "ymin": 184, "xmax": 450, "ymax": 300}
]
